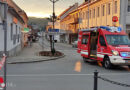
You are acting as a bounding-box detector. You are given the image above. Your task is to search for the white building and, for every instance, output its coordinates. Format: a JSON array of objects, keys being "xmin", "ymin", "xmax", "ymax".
[
  {"xmin": 120, "ymin": 0, "xmax": 130, "ymax": 37},
  {"xmin": 0, "ymin": 2, "xmax": 25, "ymax": 56}
]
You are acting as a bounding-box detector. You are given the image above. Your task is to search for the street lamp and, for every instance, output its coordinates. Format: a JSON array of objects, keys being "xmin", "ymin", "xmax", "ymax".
[
  {"xmin": 49, "ymin": 0, "xmax": 59, "ymax": 55},
  {"xmin": 87, "ymin": 0, "xmax": 90, "ymax": 29},
  {"xmin": 0, "ymin": 1, "xmax": 8, "ymax": 90}
]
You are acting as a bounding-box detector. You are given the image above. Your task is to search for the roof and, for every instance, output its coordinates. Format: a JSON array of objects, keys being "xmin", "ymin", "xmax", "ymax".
[
  {"xmin": 78, "ymin": 0, "xmax": 101, "ymax": 10},
  {"xmin": 10, "ymin": 0, "xmax": 28, "ymax": 20},
  {"xmin": 58, "ymin": 3, "xmax": 78, "ymax": 17},
  {"xmin": 6, "ymin": 0, "xmax": 28, "ymax": 22},
  {"xmin": 8, "ymin": 6, "xmax": 25, "ymax": 24},
  {"xmin": 58, "ymin": 5, "xmax": 74, "ymax": 17}
]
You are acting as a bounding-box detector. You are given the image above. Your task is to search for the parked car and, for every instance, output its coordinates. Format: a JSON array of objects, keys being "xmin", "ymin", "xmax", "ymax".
[{"xmin": 72, "ymin": 40, "xmax": 78, "ymax": 48}]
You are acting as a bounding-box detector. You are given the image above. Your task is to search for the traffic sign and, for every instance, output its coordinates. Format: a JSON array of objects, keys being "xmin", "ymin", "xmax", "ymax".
[
  {"xmin": 112, "ymin": 16, "xmax": 118, "ymax": 22},
  {"xmin": 24, "ymin": 28, "xmax": 30, "ymax": 32}
]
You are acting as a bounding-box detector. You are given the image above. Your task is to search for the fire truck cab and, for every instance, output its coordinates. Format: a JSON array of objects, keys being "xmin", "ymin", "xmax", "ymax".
[{"xmin": 77, "ymin": 26, "xmax": 130, "ymax": 69}]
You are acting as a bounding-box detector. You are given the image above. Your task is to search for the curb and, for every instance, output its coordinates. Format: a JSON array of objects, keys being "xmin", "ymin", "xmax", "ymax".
[{"xmin": 7, "ymin": 54, "xmax": 66, "ymax": 64}]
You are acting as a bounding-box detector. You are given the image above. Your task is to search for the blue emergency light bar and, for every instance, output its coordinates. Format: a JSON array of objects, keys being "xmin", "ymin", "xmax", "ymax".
[
  {"xmin": 81, "ymin": 26, "xmax": 122, "ymax": 32},
  {"xmin": 100, "ymin": 26, "xmax": 111, "ymax": 31},
  {"xmin": 100, "ymin": 26, "xmax": 122, "ymax": 32}
]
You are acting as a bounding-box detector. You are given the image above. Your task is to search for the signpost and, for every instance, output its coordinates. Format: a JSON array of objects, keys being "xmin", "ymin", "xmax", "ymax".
[
  {"xmin": 0, "ymin": 1, "xmax": 8, "ymax": 90},
  {"xmin": 49, "ymin": 0, "xmax": 59, "ymax": 55}
]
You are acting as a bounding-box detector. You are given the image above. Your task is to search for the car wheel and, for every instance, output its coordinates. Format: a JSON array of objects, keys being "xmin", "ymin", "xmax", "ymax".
[{"xmin": 103, "ymin": 57, "xmax": 112, "ymax": 69}]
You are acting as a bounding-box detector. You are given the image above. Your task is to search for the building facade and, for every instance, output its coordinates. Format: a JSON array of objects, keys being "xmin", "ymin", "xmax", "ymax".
[
  {"xmin": 46, "ymin": 21, "xmax": 66, "ymax": 42},
  {"xmin": 78, "ymin": 0, "xmax": 130, "ymax": 36},
  {"xmin": 0, "ymin": 0, "xmax": 28, "ymax": 56},
  {"xmin": 59, "ymin": 3, "xmax": 79, "ymax": 44},
  {"xmin": 120, "ymin": 0, "xmax": 130, "ymax": 37},
  {"xmin": 59, "ymin": 0, "xmax": 130, "ymax": 44},
  {"xmin": 46, "ymin": 0, "xmax": 130, "ymax": 45},
  {"xmin": 78, "ymin": 0, "xmax": 120, "ymax": 29}
]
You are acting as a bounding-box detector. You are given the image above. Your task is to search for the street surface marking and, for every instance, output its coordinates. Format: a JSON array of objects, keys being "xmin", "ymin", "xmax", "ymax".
[
  {"xmin": 0, "ymin": 82, "xmax": 16, "ymax": 89},
  {"xmin": 58, "ymin": 50, "xmax": 77, "ymax": 51},
  {"xmin": 74, "ymin": 61, "xmax": 82, "ymax": 72},
  {"xmin": 6, "ymin": 73, "xmax": 130, "ymax": 76},
  {"xmin": 2, "ymin": 73, "xmax": 130, "ymax": 77},
  {"xmin": 97, "ymin": 61, "xmax": 102, "ymax": 67}
]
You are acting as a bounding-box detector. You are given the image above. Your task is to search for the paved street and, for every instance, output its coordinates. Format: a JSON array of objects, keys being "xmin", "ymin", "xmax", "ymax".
[
  {"xmin": 7, "ymin": 41, "xmax": 62, "ymax": 64},
  {"xmin": 2, "ymin": 38, "xmax": 130, "ymax": 90},
  {"xmin": 1, "ymin": 0, "xmax": 130, "ymax": 90}
]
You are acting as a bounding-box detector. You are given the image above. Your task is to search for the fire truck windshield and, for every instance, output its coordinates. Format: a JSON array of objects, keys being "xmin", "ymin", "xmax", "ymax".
[{"xmin": 106, "ymin": 35, "xmax": 130, "ymax": 45}]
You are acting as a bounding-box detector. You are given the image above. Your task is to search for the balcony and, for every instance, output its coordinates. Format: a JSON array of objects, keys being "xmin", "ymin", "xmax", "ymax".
[{"xmin": 69, "ymin": 17, "xmax": 79, "ymax": 24}]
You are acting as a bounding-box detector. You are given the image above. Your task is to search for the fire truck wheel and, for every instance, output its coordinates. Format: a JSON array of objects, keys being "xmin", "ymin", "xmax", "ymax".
[
  {"xmin": 83, "ymin": 57, "xmax": 88, "ymax": 63},
  {"xmin": 128, "ymin": 65, "xmax": 130, "ymax": 69},
  {"xmin": 103, "ymin": 57, "xmax": 112, "ymax": 69}
]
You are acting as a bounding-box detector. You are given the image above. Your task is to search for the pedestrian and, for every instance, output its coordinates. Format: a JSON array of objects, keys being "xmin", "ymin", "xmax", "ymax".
[{"xmin": 27, "ymin": 34, "xmax": 33, "ymax": 47}]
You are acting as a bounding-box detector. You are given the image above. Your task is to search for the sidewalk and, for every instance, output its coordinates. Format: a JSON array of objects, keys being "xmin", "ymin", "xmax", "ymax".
[{"xmin": 6, "ymin": 41, "xmax": 64, "ymax": 64}]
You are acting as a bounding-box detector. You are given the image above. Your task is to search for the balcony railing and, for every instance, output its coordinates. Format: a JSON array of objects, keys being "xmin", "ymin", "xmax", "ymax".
[{"xmin": 69, "ymin": 17, "xmax": 79, "ymax": 24}]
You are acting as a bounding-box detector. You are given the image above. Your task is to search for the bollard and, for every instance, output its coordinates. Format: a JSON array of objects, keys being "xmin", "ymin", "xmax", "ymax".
[{"xmin": 94, "ymin": 70, "xmax": 98, "ymax": 90}]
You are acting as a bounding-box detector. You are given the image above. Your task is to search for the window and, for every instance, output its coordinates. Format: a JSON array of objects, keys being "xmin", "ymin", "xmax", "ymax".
[
  {"xmin": 106, "ymin": 35, "xmax": 130, "ymax": 45},
  {"xmin": 16, "ymin": 25, "xmax": 17, "ymax": 35},
  {"xmin": 93, "ymin": 9, "xmax": 95, "ymax": 18},
  {"xmin": 102, "ymin": 5, "xmax": 105, "ymax": 16},
  {"xmin": 83, "ymin": 12, "xmax": 86, "ymax": 19},
  {"xmin": 115, "ymin": 1, "xmax": 117, "ymax": 13},
  {"xmin": 18, "ymin": 34, "xmax": 19, "ymax": 43},
  {"xmin": 90, "ymin": 10, "xmax": 91, "ymax": 18},
  {"xmin": 99, "ymin": 36, "xmax": 106, "ymax": 46},
  {"xmin": 128, "ymin": 0, "xmax": 130, "ymax": 12},
  {"xmin": 128, "ymin": 6, "xmax": 130, "ymax": 12},
  {"xmin": 108, "ymin": 3, "xmax": 111, "ymax": 15},
  {"xmin": 13, "ymin": 34, "xmax": 16, "ymax": 45},
  {"xmin": 82, "ymin": 35, "xmax": 89, "ymax": 44},
  {"xmin": 82, "ymin": 12, "xmax": 84, "ymax": 19},
  {"xmin": 86, "ymin": 11, "xmax": 88, "ymax": 19},
  {"xmin": 76, "ymin": 13, "xmax": 78, "ymax": 19},
  {"xmin": 10, "ymin": 23, "xmax": 13, "ymax": 40},
  {"xmin": 97, "ymin": 7, "xmax": 100, "ymax": 17},
  {"xmin": 18, "ymin": 27, "xmax": 21, "ymax": 43},
  {"xmin": 80, "ymin": 12, "xmax": 82, "ymax": 18},
  {"xmin": 14, "ymin": 25, "xmax": 17, "ymax": 44}
]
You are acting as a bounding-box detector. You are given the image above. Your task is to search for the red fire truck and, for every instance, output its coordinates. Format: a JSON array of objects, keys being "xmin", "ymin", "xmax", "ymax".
[{"xmin": 77, "ymin": 26, "xmax": 130, "ymax": 69}]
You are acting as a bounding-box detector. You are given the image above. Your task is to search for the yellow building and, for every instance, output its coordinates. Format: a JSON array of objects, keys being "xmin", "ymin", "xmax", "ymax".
[
  {"xmin": 58, "ymin": 0, "xmax": 130, "ymax": 43},
  {"xmin": 78, "ymin": 0, "xmax": 120, "ymax": 29},
  {"xmin": 68, "ymin": 9, "xmax": 79, "ymax": 33},
  {"xmin": 59, "ymin": 3, "xmax": 79, "ymax": 44}
]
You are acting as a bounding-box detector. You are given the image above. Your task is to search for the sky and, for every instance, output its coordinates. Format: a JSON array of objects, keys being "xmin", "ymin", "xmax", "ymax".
[{"xmin": 13, "ymin": 0, "xmax": 83, "ymax": 18}]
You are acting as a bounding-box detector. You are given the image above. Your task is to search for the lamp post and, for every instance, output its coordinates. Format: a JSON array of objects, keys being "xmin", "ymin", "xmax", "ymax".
[
  {"xmin": 88, "ymin": 0, "xmax": 90, "ymax": 29},
  {"xmin": 49, "ymin": 0, "xmax": 59, "ymax": 55},
  {"xmin": 0, "ymin": 1, "xmax": 8, "ymax": 90}
]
